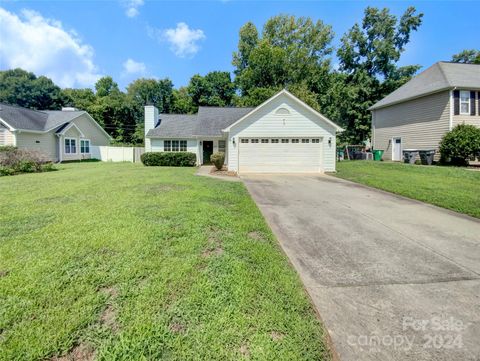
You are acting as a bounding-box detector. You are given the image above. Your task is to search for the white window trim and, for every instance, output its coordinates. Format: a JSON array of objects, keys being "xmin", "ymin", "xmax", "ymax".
[
  {"xmin": 459, "ymin": 90, "xmax": 470, "ymax": 115},
  {"xmin": 64, "ymin": 137, "xmax": 78, "ymax": 155},
  {"xmin": 80, "ymin": 139, "xmax": 91, "ymax": 154}
]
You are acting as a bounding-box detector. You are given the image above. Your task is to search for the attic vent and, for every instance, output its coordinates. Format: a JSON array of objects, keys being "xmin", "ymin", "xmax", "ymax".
[{"xmin": 275, "ymin": 107, "xmax": 290, "ymax": 115}]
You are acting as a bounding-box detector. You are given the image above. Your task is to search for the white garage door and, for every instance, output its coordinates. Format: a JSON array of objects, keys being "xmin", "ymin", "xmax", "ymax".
[{"xmin": 239, "ymin": 137, "xmax": 323, "ymax": 173}]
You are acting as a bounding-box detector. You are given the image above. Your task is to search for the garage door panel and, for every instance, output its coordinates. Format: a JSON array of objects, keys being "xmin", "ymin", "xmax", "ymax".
[{"xmin": 239, "ymin": 138, "xmax": 323, "ymax": 173}]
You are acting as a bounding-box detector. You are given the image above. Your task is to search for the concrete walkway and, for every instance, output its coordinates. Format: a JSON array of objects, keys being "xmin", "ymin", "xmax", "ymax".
[{"xmin": 243, "ymin": 174, "xmax": 480, "ymax": 361}]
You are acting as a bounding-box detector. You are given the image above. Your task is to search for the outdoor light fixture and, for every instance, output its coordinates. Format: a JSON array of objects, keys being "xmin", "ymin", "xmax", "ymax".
[
  {"xmin": 328, "ymin": 137, "xmax": 332, "ymax": 145},
  {"xmin": 232, "ymin": 137, "xmax": 236, "ymax": 144}
]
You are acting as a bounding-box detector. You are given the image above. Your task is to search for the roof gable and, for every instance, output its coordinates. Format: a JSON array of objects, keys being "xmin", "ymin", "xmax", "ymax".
[
  {"xmin": 370, "ymin": 62, "xmax": 480, "ymax": 110},
  {"xmin": 223, "ymin": 89, "xmax": 343, "ymax": 132}
]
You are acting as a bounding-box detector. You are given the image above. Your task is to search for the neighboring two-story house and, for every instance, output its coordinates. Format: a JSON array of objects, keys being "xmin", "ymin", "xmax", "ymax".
[{"xmin": 370, "ymin": 62, "xmax": 480, "ymax": 161}]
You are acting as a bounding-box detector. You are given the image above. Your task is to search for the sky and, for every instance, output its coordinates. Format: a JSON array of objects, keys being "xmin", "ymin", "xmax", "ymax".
[{"xmin": 0, "ymin": 0, "xmax": 478, "ymax": 90}]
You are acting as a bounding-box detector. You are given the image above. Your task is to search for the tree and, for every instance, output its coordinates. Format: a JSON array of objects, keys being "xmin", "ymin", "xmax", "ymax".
[
  {"xmin": 126, "ymin": 78, "xmax": 174, "ymax": 113},
  {"xmin": 336, "ymin": 6, "xmax": 423, "ymax": 142},
  {"xmin": 0, "ymin": 68, "xmax": 66, "ymax": 109},
  {"xmin": 452, "ymin": 49, "xmax": 480, "ymax": 64},
  {"xmin": 62, "ymin": 88, "xmax": 96, "ymax": 110},
  {"xmin": 95, "ymin": 76, "xmax": 120, "ymax": 97},
  {"xmin": 172, "ymin": 87, "xmax": 195, "ymax": 113},
  {"xmin": 232, "ymin": 15, "xmax": 333, "ymax": 108},
  {"xmin": 186, "ymin": 71, "xmax": 235, "ymax": 109}
]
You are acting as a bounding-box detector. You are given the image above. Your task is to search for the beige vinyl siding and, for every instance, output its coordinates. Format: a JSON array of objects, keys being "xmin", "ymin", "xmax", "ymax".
[
  {"xmin": 453, "ymin": 91, "xmax": 480, "ymax": 128},
  {"xmin": 0, "ymin": 124, "xmax": 15, "ymax": 146},
  {"xmin": 15, "ymin": 132, "xmax": 58, "ymax": 160},
  {"xmin": 60, "ymin": 113, "xmax": 110, "ymax": 161},
  {"xmin": 372, "ymin": 91, "xmax": 450, "ymax": 161},
  {"xmin": 228, "ymin": 94, "xmax": 337, "ymax": 172}
]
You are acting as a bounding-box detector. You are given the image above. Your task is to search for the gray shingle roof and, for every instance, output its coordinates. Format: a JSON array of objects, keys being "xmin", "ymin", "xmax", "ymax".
[
  {"xmin": 195, "ymin": 107, "xmax": 253, "ymax": 136},
  {"xmin": 370, "ymin": 62, "xmax": 480, "ymax": 110},
  {"xmin": 0, "ymin": 103, "xmax": 85, "ymax": 131},
  {"xmin": 146, "ymin": 106, "xmax": 254, "ymax": 138},
  {"xmin": 146, "ymin": 114, "xmax": 198, "ymax": 137}
]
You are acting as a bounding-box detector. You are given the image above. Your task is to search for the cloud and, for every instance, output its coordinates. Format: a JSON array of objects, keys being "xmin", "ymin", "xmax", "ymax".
[
  {"xmin": 123, "ymin": 58, "xmax": 146, "ymax": 75},
  {"xmin": 0, "ymin": 7, "xmax": 101, "ymax": 88},
  {"xmin": 122, "ymin": 0, "xmax": 144, "ymax": 18},
  {"xmin": 149, "ymin": 22, "xmax": 206, "ymax": 58}
]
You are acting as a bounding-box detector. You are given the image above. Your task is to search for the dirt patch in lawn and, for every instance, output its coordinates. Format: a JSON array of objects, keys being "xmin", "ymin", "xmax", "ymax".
[
  {"xmin": 169, "ymin": 321, "xmax": 186, "ymax": 334},
  {"xmin": 0, "ymin": 270, "xmax": 10, "ymax": 278},
  {"xmin": 202, "ymin": 247, "xmax": 224, "ymax": 258},
  {"xmin": 51, "ymin": 343, "xmax": 95, "ymax": 361},
  {"xmin": 98, "ymin": 286, "xmax": 120, "ymax": 332},
  {"xmin": 248, "ymin": 231, "xmax": 266, "ymax": 242},
  {"xmin": 270, "ymin": 331, "xmax": 285, "ymax": 341},
  {"xmin": 239, "ymin": 343, "xmax": 250, "ymax": 358}
]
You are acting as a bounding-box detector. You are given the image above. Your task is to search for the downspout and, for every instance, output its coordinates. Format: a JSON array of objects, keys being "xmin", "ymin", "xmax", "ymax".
[
  {"xmin": 57, "ymin": 134, "xmax": 63, "ymax": 163},
  {"xmin": 449, "ymin": 87, "xmax": 456, "ymax": 131}
]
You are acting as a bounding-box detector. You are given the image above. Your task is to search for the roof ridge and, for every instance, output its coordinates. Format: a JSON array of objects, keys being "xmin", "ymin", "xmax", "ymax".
[
  {"xmin": 0, "ymin": 102, "xmax": 48, "ymax": 115},
  {"xmin": 436, "ymin": 62, "xmax": 452, "ymax": 87}
]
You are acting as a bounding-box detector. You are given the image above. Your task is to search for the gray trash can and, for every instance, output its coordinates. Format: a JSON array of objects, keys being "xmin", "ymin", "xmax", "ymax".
[
  {"xmin": 403, "ymin": 150, "xmax": 417, "ymax": 164},
  {"xmin": 419, "ymin": 150, "xmax": 435, "ymax": 165}
]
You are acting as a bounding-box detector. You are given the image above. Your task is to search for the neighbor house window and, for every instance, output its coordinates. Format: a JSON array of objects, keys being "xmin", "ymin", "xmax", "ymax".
[
  {"xmin": 460, "ymin": 91, "xmax": 470, "ymax": 114},
  {"xmin": 218, "ymin": 140, "xmax": 226, "ymax": 152},
  {"xmin": 80, "ymin": 139, "xmax": 90, "ymax": 154},
  {"xmin": 164, "ymin": 140, "xmax": 187, "ymax": 152},
  {"xmin": 64, "ymin": 138, "xmax": 76, "ymax": 154}
]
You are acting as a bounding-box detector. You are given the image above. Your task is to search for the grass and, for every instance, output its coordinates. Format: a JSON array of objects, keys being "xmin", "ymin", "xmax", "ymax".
[
  {"xmin": 0, "ymin": 162, "xmax": 329, "ymax": 361},
  {"xmin": 334, "ymin": 161, "xmax": 480, "ymax": 218}
]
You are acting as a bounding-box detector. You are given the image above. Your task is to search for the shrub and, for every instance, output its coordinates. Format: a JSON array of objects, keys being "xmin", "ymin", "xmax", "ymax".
[
  {"xmin": 0, "ymin": 148, "xmax": 54, "ymax": 176},
  {"xmin": 141, "ymin": 152, "xmax": 197, "ymax": 167},
  {"xmin": 210, "ymin": 152, "xmax": 225, "ymax": 170},
  {"xmin": 439, "ymin": 124, "xmax": 480, "ymax": 166}
]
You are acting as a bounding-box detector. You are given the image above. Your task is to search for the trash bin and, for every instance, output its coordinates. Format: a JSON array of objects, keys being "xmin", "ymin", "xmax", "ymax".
[
  {"xmin": 373, "ymin": 149, "xmax": 384, "ymax": 161},
  {"xmin": 419, "ymin": 150, "xmax": 435, "ymax": 165},
  {"xmin": 403, "ymin": 150, "xmax": 418, "ymax": 164}
]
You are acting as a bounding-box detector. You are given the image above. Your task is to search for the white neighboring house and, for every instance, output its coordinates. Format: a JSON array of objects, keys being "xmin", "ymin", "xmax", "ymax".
[
  {"xmin": 145, "ymin": 89, "xmax": 343, "ymax": 173},
  {"xmin": 0, "ymin": 103, "xmax": 111, "ymax": 162}
]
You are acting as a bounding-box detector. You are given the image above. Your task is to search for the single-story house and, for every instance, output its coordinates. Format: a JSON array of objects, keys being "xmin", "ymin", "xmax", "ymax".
[
  {"xmin": 0, "ymin": 103, "xmax": 111, "ymax": 162},
  {"xmin": 145, "ymin": 89, "xmax": 343, "ymax": 173},
  {"xmin": 369, "ymin": 61, "xmax": 480, "ymax": 161}
]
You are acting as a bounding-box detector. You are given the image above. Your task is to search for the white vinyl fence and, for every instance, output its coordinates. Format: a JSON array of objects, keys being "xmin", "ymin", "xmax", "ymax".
[{"xmin": 91, "ymin": 146, "xmax": 145, "ymax": 162}]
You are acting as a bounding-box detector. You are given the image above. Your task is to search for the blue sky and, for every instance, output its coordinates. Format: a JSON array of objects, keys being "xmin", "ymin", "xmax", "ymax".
[{"xmin": 0, "ymin": 1, "xmax": 478, "ymax": 90}]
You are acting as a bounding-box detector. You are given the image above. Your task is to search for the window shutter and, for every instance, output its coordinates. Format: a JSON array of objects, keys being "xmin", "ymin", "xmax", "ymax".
[
  {"xmin": 470, "ymin": 91, "xmax": 476, "ymax": 115},
  {"xmin": 453, "ymin": 90, "xmax": 460, "ymax": 115}
]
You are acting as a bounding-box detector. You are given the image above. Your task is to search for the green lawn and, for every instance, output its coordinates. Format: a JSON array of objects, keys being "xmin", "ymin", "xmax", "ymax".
[
  {"xmin": 0, "ymin": 163, "xmax": 329, "ymax": 361},
  {"xmin": 335, "ymin": 161, "xmax": 480, "ymax": 218}
]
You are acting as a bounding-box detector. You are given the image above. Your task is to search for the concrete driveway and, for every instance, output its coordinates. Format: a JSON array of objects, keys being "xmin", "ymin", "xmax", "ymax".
[{"xmin": 242, "ymin": 174, "xmax": 480, "ymax": 361}]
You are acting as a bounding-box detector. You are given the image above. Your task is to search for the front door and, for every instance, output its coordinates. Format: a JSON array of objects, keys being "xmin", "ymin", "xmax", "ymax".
[
  {"xmin": 392, "ymin": 137, "xmax": 402, "ymax": 161},
  {"xmin": 202, "ymin": 141, "xmax": 213, "ymax": 164}
]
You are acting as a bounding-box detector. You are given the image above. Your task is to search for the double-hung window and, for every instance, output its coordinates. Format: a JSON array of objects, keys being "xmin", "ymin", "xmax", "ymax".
[
  {"xmin": 460, "ymin": 91, "xmax": 470, "ymax": 115},
  {"xmin": 65, "ymin": 138, "xmax": 76, "ymax": 154},
  {"xmin": 80, "ymin": 139, "xmax": 90, "ymax": 154},
  {"xmin": 164, "ymin": 140, "xmax": 187, "ymax": 152}
]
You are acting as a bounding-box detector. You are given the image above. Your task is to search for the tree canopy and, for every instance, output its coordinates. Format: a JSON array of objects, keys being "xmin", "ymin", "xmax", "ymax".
[
  {"xmin": 452, "ymin": 49, "xmax": 480, "ymax": 64},
  {"xmin": 0, "ymin": 6, "xmax": 427, "ymax": 145}
]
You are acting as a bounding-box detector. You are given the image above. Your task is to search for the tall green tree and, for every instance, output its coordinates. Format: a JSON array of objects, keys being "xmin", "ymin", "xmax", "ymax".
[
  {"xmin": 336, "ymin": 6, "xmax": 423, "ymax": 142},
  {"xmin": 0, "ymin": 68, "xmax": 66, "ymax": 109},
  {"xmin": 126, "ymin": 78, "xmax": 174, "ymax": 113},
  {"xmin": 186, "ymin": 71, "xmax": 235, "ymax": 110},
  {"xmin": 62, "ymin": 88, "xmax": 96, "ymax": 110},
  {"xmin": 452, "ymin": 49, "xmax": 480, "ymax": 64},
  {"xmin": 232, "ymin": 15, "xmax": 334, "ymax": 109}
]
